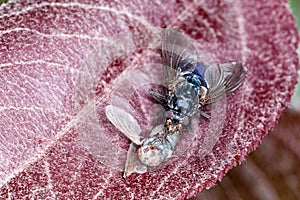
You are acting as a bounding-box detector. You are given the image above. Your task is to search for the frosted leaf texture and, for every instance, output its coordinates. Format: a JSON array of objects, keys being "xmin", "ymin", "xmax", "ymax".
[{"xmin": 0, "ymin": 0, "xmax": 299, "ymax": 199}]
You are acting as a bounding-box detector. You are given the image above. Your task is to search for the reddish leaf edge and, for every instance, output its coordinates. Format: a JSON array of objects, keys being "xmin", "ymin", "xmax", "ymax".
[{"xmin": 185, "ymin": 18, "xmax": 300, "ymax": 200}]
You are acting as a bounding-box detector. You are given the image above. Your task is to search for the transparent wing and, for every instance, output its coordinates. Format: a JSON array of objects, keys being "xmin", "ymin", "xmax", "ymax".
[
  {"xmin": 162, "ymin": 29, "xmax": 198, "ymax": 87},
  {"xmin": 123, "ymin": 143, "xmax": 148, "ymax": 178},
  {"xmin": 75, "ymin": 28, "xmax": 173, "ymax": 174},
  {"xmin": 204, "ymin": 62, "xmax": 246, "ymax": 104},
  {"xmin": 105, "ymin": 105, "xmax": 143, "ymax": 145}
]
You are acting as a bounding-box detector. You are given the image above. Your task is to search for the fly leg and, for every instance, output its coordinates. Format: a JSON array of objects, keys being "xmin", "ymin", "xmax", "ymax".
[
  {"xmin": 199, "ymin": 111, "xmax": 211, "ymax": 119},
  {"xmin": 198, "ymin": 86, "xmax": 211, "ymax": 119},
  {"xmin": 149, "ymin": 90, "xmax": 168, "ymax": 108}
]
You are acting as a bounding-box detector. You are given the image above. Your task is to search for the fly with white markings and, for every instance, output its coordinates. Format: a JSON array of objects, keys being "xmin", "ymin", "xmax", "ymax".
[{"xmin": 105, "ymin": 29, "xmax": 246, "ymax": 178}]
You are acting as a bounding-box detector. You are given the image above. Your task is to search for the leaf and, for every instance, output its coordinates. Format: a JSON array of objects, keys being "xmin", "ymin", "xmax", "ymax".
[
  {"xmin": 193, "ymin": 109, "xmax": 300, "ymax": 200},
  {"xmin": 0, "ymin": 0, "xmax": 299, "ymax": 199}
]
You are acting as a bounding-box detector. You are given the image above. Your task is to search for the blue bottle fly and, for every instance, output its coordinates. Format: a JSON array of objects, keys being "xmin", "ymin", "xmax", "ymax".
[
  {"xmin": 105, "ymin": 29, "xmax": 246, "ymax": 177},
  {"xmin": 136, "ymin": 29, "xmax": 246, "ymax": 168}
]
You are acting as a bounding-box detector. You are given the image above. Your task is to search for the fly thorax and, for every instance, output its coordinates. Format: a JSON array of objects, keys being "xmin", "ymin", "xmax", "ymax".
[
  {"xmin": 167, "ymin": 81, "xmax": 200, "ymax": 117},
  {"xmin": 137, "ymin": 136, "xmax": 172, "ymax": 167}
]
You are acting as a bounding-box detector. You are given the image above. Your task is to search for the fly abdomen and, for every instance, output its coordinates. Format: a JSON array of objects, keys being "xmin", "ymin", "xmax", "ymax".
[{"xmin": 183, "ymin": 71, "xmax": 207, "ymax": 88}]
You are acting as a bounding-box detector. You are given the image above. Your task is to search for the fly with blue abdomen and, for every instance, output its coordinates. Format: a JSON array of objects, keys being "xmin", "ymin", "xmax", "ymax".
[{"xmin": 105, "ymin": 29, "xmax": 246, "ymax": 178}]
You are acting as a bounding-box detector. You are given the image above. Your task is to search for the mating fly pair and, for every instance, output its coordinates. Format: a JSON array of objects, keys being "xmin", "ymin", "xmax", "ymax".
[{"xmin": 105, "ymin": 29, "xmax": 246, "ymax": 178}]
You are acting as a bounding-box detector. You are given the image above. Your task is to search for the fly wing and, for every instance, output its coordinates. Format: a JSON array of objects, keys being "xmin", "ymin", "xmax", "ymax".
[
  {"xmin": 105, "ymin": 105, "xmax": 143, "ymax": 145},
  {"xmin": 203, "ymin": 62, "xmax": 246, "ymax": 104},
  {"xmin": 162, "ymin": 29, "xmax": 198, "ymax": 88},
  {"xmin": 123, "ymin": 143, "xmax": 148, "ymax": 178}
]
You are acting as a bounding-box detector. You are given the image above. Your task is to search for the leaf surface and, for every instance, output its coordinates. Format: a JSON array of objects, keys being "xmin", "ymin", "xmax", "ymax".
[{"xmin": 0, "ymin": 0, "xmax": 299, "ymax": 199}]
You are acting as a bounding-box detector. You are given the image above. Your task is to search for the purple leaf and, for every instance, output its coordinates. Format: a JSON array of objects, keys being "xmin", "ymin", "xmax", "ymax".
[
  {"xmin": 0, "ymin": 0, "xmax": 299, "ymax": 199},
  {"xmin": 194, "ymin": 109, "xmax": 300, "ymax": 200}
]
